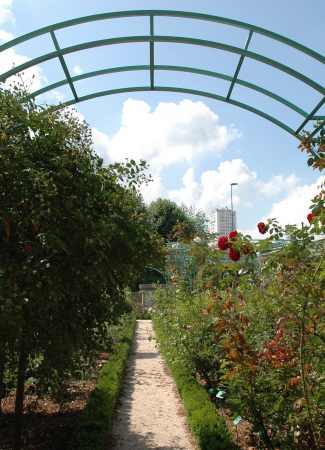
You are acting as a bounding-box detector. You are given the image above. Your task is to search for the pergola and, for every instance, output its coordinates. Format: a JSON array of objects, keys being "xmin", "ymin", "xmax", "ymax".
[{"xmin": 0, "ymin": 10, "xmax": 324, "ymax": 140}]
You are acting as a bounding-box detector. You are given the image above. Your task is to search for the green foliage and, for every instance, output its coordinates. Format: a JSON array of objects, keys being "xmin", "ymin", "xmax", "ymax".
[
  {"xmin": 308, "ymin": 182, "xmax": 325, "ymax": 235},
  {"xmin": 180, "ymin": 203, "xmax": 209, "ymax": 235},
  {"xmin": 153, "ymin": 318, "xmax": 238, "ymax": 450},
  {"xmin": 0, "ymin": 84, "xmax": 163, "ymax": 447},
  {"xmin": 298, "ymin": 121, "xmax": 325, "ymax": 171},
  {"xmin": 154, "ymin": 287, "xmax": 223, "ymax": 386},
  {"xmin": 213, "ymin": 242, "xmax": 324, "ymax": 449},
  {"xmin": 147, "ymin": 198, "xmax": 189, "ymax": 239},
  {"xmin": 155, "ymin": 218, "xmax": 324, "ymax": 449},
  {"xmin": 147, "ymin": 198, "xmax": 207, "ymax": 240},
  {"xmin": 68, "ymin": 313, "xmax": 136, "ymax": 450}
]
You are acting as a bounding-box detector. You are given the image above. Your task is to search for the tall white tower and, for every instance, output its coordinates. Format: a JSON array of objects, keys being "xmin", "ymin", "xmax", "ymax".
[{"xmin": 208, "ymin": 207, "xmax": 237, "ymax": 235}]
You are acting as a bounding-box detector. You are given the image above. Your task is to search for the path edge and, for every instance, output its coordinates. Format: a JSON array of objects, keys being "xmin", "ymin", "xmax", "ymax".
[
  {"xmin": 153, "ymin": 318, "xmax": 239, "ymax": 450},
  {"xmin": 68, "ymin": 313, "xmax": 136, "ymax": 450}
]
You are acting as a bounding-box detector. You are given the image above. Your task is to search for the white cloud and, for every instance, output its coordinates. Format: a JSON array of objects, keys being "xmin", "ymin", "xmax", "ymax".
[
  {"xmin": 48, "ymin": 89, "xmax": 66, "ymax": 102},
  {"xmin": 0, "ymin": 48, "xmax": 46, "ymax": 92},
  {"xmin": 0, "ymin": 1, "xmax": 46, "ymax": 93},
  {"xmin": 0, "ymin": 28, "xmax": 13, "ymax": 42},
  {"xmin": 0, "ymin": 0, "xmax": 14, "ymax": 25},
  {"xmin": 140, "ymin": 175, "xmax": 166, "ymax": 204},
  {"xmin": 72, "ymin": 65, "xmax": 83, "ymax": 75},
  {"xmin": 93, "ymin": 98, "xmax": 240, "ymax": 172},
  {"xmin": 89, "ymin": 99, "xmax": 305, "ymax": 219},
  {"xmin": 240, "ymin": 177, "xmax": 324, "ymax": 238},
  {"xmin": 45, "ymin": 96, "xmax": 320, "ymax": 239},
  {"xmin": 92, "ymin": 127, "xmax": 111, "ymax": 160},
  {"xmin": 266, "ymin": 176, "xmax": 324, "ymax": 227},
  {"xmin": 260, "ymin": 174, "xmax": 299, "ymax": 196},
  {"xmin": 168, "ymin": 168, "xmax": 199, "ymax": 206},
  {"xmin": 90, "ymin": 98, "xmax": 241, "ymax": 203},
  {"xmin": 168, "ymin": 159, "xmax": 300, "ymax": 214}
]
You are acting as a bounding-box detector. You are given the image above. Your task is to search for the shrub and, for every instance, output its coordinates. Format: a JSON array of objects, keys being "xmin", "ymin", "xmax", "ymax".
[
  {"xmin": 68, "ymin": 314, "xmax": 136, "ymax": 450},
  {"xmin": 153, "ymin": 318, "xmax": 238, "ymax": 450}
]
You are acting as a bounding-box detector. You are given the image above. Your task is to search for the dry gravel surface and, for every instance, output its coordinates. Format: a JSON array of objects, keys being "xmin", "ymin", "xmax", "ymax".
[{"xmin": 109, "ymin": 320, "xmax": 197, "ymax": 450}]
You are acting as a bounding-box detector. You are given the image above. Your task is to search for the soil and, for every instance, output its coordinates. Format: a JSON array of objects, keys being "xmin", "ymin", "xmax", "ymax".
[
  {"xmin": 0, "ymin": 353, "xmax": 108, "ymax": 450},
  {"xmin": 219, "ymin": 407, "xmax": 259, "ymax": 449}
]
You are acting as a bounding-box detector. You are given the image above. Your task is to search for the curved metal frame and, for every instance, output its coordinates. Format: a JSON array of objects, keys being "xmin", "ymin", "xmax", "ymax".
[{"xmin": 0, "ymin": 10, "xmax": 324, "ymax": 139}]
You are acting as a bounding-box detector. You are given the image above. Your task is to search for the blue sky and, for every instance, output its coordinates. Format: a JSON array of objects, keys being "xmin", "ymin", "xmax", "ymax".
[{"xmin": 0, "ymin": 0, "xmax": 324, "ymax": 236}]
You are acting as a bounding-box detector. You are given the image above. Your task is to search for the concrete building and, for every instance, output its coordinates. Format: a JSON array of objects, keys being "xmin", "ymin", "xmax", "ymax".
[{"xmin": 208, "ymin": 207, "xmax": 236, "ymax": 235}]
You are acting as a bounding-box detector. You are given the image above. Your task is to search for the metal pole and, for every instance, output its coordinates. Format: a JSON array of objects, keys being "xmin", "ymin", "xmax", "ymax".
[
  {"xmin": 230, "ymin": 183, "xmax": 238, "ymax": 231},
  {"xmin": 231, "ymin": 185, "xmax": 234, "ymax": 231}
]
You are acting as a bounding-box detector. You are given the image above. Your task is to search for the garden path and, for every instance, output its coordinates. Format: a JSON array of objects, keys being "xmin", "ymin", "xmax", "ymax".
[{"xmin": 108, "ymin": 319, "xmax": 197, "ymax": 450}]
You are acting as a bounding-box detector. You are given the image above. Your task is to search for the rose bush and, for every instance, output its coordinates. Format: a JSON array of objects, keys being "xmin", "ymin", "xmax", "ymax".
[{"xmin": 154, "ymin": 213, "xmax": 324, "ymax": 449}]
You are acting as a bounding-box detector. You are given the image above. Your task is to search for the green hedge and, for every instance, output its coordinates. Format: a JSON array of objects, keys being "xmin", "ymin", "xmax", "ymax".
[
  {"xmin": 68, "ymin": 314, "xmax": 136, "ymax": 450},
  {"xmin": 153, "ymin": 318, "xmax": 238, "ymax": 450}
]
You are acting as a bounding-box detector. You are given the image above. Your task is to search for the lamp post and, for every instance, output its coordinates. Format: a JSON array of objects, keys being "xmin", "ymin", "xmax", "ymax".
[{"xmin": 230, "ymin": 182, "xmax": 238, "ymax": 231}]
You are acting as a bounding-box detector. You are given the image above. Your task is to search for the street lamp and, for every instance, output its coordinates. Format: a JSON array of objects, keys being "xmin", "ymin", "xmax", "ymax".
[{"xmin": 230, "ymin": 182, "xmax": 238, "ymax": 231}]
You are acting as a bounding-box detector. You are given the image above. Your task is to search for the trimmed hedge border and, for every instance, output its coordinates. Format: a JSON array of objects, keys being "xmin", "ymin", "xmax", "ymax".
[
  {"xmin": 68, "ymin": 314, "xmax": 136, "ymax": 450},
  {"xmin": 153, "ymin": 318, "xmax": 238, "ymax": 450}
]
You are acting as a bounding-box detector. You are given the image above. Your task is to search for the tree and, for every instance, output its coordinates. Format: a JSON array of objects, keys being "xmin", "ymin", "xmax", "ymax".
[
  {"xmin": 0, "ymin": 85, "xmax": 162, "ymax": 449},
  {"xmin": 147, "ymin": 198, "xmax": 207, "ymax": 240},
  {"xmin": 180, "ymin": 204, "xmax": 208, "ymax": 235}
]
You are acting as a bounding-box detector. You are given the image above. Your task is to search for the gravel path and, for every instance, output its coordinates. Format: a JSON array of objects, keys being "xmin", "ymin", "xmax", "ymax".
[{"xmin": 109, "ymin": 320, "xmax": 197, "ymax": 450}]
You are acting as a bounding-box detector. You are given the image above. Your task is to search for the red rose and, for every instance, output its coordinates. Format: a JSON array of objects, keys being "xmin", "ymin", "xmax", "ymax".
[
  {"xmin": 307, "ymin": 212, "xmax": 319, "ymax": 225},
  {"xmin": 257, "ymin": 222, "xmax": 268, "ymax": 234},
  {"xmin": 229, "ymin": 247, "xmax": 241, "ymax": 261},
  {"xmin": 218, "ymin": 236, "xmax": 229, "ymax": 250},
  {"xmin": 229, "ymin": 230, "xmax": 238, "ymax": 240}
]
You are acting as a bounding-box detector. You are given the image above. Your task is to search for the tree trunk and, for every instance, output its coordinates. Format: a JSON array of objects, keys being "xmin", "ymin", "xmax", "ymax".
[
  {"xmin": 300, "ymin": 320, "xmax": 318, "ymax": 449},
  {"xmin": 248, "ymin": 388, "xmax": 275, "ymax": 450},
  {"xmin": 13, "ymin": 343, "xmax": 28, "ymax": 450},
  {"xmin": 0, "ymin": 356, "xmax": 4, "ymax": 413}
]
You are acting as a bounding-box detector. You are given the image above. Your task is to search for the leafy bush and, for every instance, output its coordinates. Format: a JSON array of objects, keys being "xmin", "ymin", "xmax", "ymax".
[
  {"xmin": 211, "ymin": 234, "xmax": 325, "ymax": 449},
  {"xmin": 155, "ymin": 219, "xmax": 324, "ymax": 449},
  {"xmin": 0, "ymin": 84, "xmax": 163, "ymax": 449},
  {"xmin": 154, "ymin": 287, "xmax": 223, "ymax": 386},
  {"xmin": 153, "ymin": 318, "xmax": 238, "ymax": 450},
  {"xmin": 68, "ymin": 313, "xmax": 136, "ymax": 450}
]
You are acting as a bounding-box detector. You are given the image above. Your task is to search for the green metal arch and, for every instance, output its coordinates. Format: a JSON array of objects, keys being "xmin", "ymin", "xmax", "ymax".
[
  {"xmin": 0, "ymin": 9, "xmax": 324, "ymax": 139},
  {"xmin": 59, "ymin": 85, "xmax": 298, "ymax": 136},
  {"xmin": 26, "ymin": 64, "xmax": 310, "ymax": 118}
]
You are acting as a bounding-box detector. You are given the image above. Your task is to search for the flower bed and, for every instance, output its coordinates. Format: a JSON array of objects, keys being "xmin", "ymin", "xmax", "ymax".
[{"xmin": 157, "ymin": 215, "xmax": 324, "ymax": 449}]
